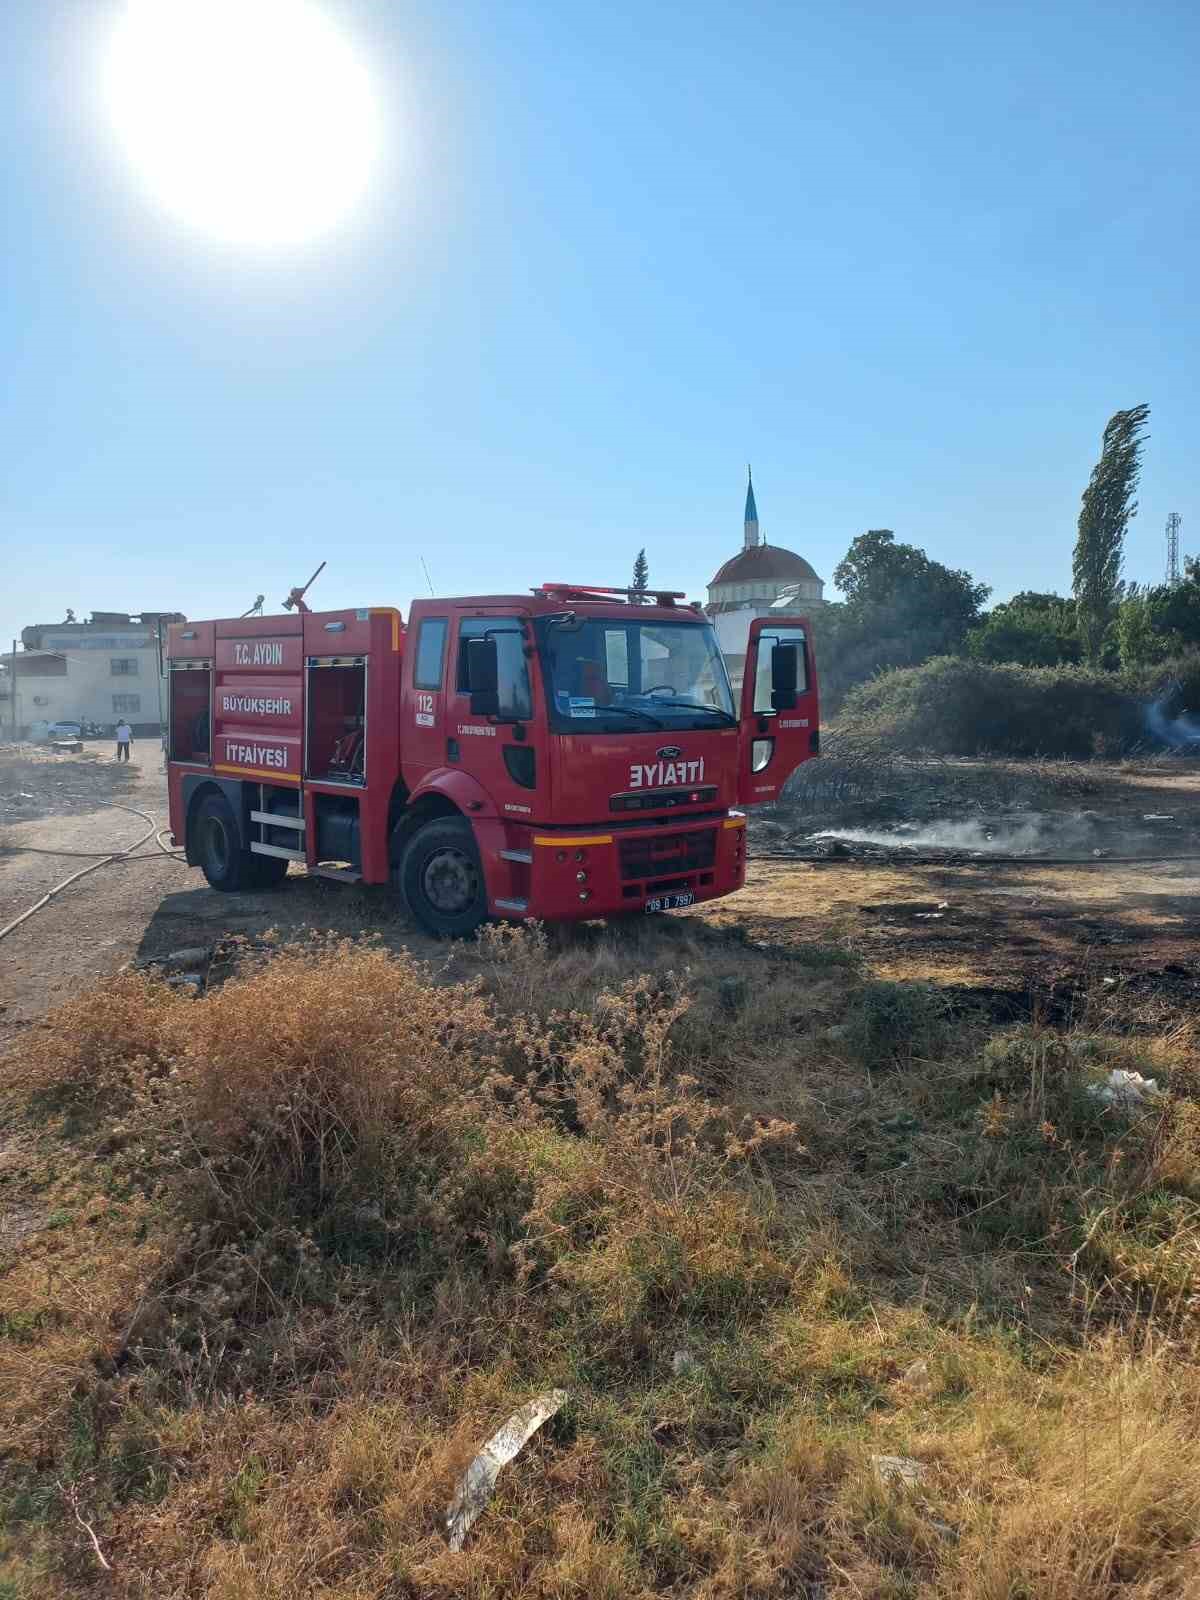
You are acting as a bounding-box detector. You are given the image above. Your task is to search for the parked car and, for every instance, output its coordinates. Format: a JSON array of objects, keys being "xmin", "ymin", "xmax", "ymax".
[{"xmin": 42, "ymin": 718, "xmax": 106, "ymax": 740}]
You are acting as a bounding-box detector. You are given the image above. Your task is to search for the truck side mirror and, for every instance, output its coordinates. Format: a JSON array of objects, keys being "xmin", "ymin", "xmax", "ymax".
[
  {"xmin": 468, "ymin": 637, "xmax": 500, "ymax": 718},
  {"xmin": 770, "ymin": 643, "xmax": 798, "ymax": 711}
]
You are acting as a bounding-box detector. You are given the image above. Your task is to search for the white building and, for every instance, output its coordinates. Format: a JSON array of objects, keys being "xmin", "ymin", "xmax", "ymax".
[
  {"xmin": 1, "ymin": 611, "xmax": 183, "ymax": 737},
  {"xmin": 705, "ymin": 471, "xmax": 824, "ymax": 692}
]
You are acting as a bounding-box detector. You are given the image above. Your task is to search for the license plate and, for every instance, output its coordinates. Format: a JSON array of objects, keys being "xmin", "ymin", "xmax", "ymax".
[{"xmin": 645, "ymin": 892, "xmax": 694, "ymax": 912}]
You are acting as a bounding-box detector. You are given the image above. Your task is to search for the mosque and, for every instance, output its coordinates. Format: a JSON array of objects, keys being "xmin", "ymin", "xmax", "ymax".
[{"xmin": 705, "ymin": 470, "xmax": 824, "ymax": 692}]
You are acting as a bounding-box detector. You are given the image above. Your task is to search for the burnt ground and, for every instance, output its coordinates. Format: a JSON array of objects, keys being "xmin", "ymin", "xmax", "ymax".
[
  {"xmin": 699, "ymin": 758, "xmax": 1200, "ymax": 1024},
  {"xmin": 4, "ymin": 745, "xmax": 1200, "ymax": 1047}
]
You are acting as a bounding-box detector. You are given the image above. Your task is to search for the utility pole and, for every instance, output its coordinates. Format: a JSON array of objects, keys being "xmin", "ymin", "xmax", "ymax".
[
  {"xmin": 1166, "ymin": 512, "xmax": 1182, "ymax": 586},
  {"xmin": 10, "ymin": 640, "xmax": 17, "ymax": 741}
]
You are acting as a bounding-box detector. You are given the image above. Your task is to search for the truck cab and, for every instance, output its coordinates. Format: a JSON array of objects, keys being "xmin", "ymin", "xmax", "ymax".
[{"xmin": 166, "ymin": 586, "xmax": 818, "ymax": 935}]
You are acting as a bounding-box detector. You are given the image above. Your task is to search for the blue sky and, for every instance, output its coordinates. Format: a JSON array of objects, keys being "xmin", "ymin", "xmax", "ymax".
[{"xmin": 2, "ymin": 0, "xmax": 1196, "ymax": 648}]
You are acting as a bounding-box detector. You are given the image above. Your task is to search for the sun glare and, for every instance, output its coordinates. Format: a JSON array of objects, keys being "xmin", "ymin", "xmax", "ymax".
[{"xmin": 101, "ymin": 0, "xmax": 383, "ymax": 248}]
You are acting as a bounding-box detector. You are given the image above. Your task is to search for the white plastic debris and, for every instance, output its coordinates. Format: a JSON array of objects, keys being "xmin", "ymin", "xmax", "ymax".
[
  {"xmin": 1143, "ymin": 814, "xmax": 1175, "ymax": 822},
  {"xmin": 1087, "ymin": 1068, "xmax": 1163, "ymax": 1109},
  {"xmin": 671, "ymin": 1349, "xmax": 697, "ymax": 1376},
  {"xmin": 445, "ymin": 1389, "xmax": 567, "ymax": 1551},
  {"xmin": 872, "ymin": 1454, "xmax": 928, "ymax": 1488}
]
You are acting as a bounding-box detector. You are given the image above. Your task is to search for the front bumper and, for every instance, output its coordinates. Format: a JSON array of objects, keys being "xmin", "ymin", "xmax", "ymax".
[{"xmin": 509, "ymin": 813, "xmax": 747, "ymax": 921}]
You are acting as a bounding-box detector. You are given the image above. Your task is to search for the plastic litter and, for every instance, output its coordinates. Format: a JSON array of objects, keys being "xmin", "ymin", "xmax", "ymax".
[
  {"xmin": 671, "ymin": 1349, "xmax": 697, "ymax": 1376},
  {"xmin": 872, "ymin": 1454, "xmax": 927, "ymax": 1488},
  {"xmin": 446, "ymin": 1389, "xmax": 567, "ymax": 1551},
  {"xmin": 1087, "ymin": 1068, "xmax": 1163, "ymax": 1109}
]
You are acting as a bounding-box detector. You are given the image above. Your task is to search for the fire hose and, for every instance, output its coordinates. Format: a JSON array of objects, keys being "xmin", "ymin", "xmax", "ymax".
[{"xmin": 0, "ymin": 804, "xmax": 184, "ymax": 946}]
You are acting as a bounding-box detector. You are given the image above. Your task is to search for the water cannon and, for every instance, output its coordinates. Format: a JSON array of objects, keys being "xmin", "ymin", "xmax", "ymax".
[{"xmin": 282, "ymin": 561, "xmax": 326, "ymax": 615}]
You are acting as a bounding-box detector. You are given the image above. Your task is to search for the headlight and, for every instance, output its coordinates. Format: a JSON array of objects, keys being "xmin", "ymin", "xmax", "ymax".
[{"xmin": 751, "ymin": 737, "xmax": 774, "ymax": 773}]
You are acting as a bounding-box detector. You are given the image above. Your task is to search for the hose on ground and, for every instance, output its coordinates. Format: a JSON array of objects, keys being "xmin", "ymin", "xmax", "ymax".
[{"xmin": 0, "ymin": 804, "xmax": 185, "ymax": 946}]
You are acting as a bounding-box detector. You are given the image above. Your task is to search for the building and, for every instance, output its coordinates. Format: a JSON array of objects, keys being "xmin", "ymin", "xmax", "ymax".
[
  {"xmin": 1, "ymin": 610, "xmax": 184, "ymax": 738},
  {"xmin": 705, "ymin": 471, "xmax": 824, "ymax": 692}
]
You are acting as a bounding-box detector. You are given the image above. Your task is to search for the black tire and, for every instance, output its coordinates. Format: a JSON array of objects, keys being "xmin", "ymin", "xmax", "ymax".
[
  {"xmin": 193, "ymin": 794, "xmax": 289, "ymax": 893},
  {"xmin": 400, "ymin": 816, "xmax": 487, "ymax": 938},
  {"xmin": 194, "ymin": 794, "xmax": 250, "ymax": 892}
]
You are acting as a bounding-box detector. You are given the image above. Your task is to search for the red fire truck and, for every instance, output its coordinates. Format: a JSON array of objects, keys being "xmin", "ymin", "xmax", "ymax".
[{"xmin": 165, "ymin": 585, "xmax": 817, "ymax": 936}]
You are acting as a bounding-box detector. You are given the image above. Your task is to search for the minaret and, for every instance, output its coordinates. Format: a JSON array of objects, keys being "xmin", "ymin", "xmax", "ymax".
[{"xmin": 744, "ymin": 465, "xmax": 760, "ymax": 549}]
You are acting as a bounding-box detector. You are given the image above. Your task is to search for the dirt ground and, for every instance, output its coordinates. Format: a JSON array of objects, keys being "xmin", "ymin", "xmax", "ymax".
[{"xmin": 4, "ymin": 745, "xmax": 1200, "ymax": 1049}]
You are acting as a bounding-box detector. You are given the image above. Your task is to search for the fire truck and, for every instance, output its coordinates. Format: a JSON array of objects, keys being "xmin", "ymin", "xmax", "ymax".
[{"xmin": 165, "ymin": 585, "xmax": 818, "ymax": 936}]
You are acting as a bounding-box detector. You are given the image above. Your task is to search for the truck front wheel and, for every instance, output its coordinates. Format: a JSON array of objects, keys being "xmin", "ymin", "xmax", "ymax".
[{"xmin": 400, "ymin": 816, "xmax": 487, "ymax": 938}]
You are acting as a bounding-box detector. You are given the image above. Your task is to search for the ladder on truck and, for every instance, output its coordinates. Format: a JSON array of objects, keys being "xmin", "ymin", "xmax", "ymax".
[{"xmin": 247, "ymin": 784, "xmax": 363, "ymax": 883}]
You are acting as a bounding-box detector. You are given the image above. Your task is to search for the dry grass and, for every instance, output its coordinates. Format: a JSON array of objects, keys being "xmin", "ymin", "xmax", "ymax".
[{"xmin": 1, "ymin": 922, "xmax": 1199, "ymax": 1598}]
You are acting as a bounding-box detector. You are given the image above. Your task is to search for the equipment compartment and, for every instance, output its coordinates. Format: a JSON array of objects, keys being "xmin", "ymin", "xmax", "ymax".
[{"xmin": 305, "ymin": 659, "xmax": 366, "ymax": 784}]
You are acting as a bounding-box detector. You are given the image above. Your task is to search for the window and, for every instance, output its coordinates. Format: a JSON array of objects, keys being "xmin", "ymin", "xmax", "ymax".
[
  {"xmin": 413, "ymin": 618, "xmax": 448, "ymax": 690},
  {"xmin": 112, "ymin": 693, "xmax": 141, "ymax": 714},
  {"xmin": 752, "ymin": 626, "xmax": 808, "ymax": 716},
  {"xmin": 538, "ymin": 618, "xmax": 735, "ymax": 732},
  {"xmin": 456, "ymin": 616, "xmax": 532, "ymax": 720},
  {"xmin": 110, "ymin": 658, "xmax": 139, "ymax": 676}
]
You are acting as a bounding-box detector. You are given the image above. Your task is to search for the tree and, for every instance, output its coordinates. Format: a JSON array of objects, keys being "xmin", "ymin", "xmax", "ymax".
[
  {"xmin": 1072, "ymin": 404, "xmax": 1150, "ymax": 663},
  {"xmin": 1116, "ymin": 570, "xmax": 1200, "ymax": 668},
  {"xmin": 817, "ymin": 530, "xmax": 990, "ymax": 709},
  {"xmin": 967, "ymin": 596, "xmax": 1081, "ymax": 666},
  {"xmin": 632, "ymin": 549, "xmax": 649, "ymax": 592}
]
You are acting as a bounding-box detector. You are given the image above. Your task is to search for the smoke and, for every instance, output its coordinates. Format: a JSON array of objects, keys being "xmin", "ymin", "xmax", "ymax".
[
  {"xmin": 812, "ymin": 813, "xmax": 1102, "ymax": 856},
  {"xmin": 1146, "ymin": 689, "xmax": 1200, "ymax": 750}
]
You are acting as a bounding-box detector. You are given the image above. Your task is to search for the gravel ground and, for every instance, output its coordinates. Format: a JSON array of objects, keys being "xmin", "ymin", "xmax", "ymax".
[
  {"xmin": 0, "ymin": 748, "xmax": 189, "ymax": 1048},
  {"xmin": 0, "ymin": 744, "xmax": 431, "ymax": 1053}
]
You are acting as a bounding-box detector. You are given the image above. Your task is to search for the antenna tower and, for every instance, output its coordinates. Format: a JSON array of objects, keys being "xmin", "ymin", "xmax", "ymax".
[{"xmin": 1166, "ymin": 512, "xmax": 1182, "ymax": 586}]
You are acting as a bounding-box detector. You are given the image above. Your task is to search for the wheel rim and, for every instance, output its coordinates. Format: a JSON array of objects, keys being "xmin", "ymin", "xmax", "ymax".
[
  {"xmin": 206, "ymin": 817, "xmax": 230, "ymax": 875},
  {"xmin": 421, "ymin": 846, "xmax": 478, "ymax": 915}
]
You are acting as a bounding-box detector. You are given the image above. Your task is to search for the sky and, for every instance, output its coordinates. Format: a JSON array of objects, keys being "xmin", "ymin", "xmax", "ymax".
[{"xmin": 1, "ymin": 0, "xmax": 1196, "ymax": 649}]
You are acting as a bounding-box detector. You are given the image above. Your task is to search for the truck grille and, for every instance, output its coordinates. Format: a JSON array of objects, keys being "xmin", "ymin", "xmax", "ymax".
[{"xmin": 619, "ymin": 828, "xmax": 716, "ymax": 882}]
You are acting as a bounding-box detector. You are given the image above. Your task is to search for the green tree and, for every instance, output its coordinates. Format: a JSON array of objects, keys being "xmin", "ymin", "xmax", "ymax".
[
  {"xmin": 1072, "ymin": 404, "xmax": 1150, "ymax": 663},
  {"xmin": 1116, "ymin": 596, "xmax": 1157, "ymax": 669},
  {"xmin": 966, "ymin": 593, "xmax": 1081, "ymax": 666},
  {"xmin": 1116, "ymin": 570, "xmax": 1200, "ymax": 668},
  {"xmin": 817, "ymin": 530, "xmax": 989, "ymax": 709},
  {"xmin": 632, "ymin": 549, "xmax": 649, "ymax": 592}
]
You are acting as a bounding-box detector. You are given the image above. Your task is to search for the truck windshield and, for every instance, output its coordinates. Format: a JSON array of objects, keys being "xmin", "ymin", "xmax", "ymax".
[{"xmin": 537, "ymin": 616, "xmax": 737, "ymax": 732}]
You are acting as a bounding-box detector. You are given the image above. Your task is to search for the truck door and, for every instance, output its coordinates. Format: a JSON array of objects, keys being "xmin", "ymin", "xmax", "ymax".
[
  {"xmin": 447, "ymin": 614, "xmax": 544, "ymax": 817},
  {"xmin": 737, "ymin": 617, "xmax": 819, "ymax": 805}
]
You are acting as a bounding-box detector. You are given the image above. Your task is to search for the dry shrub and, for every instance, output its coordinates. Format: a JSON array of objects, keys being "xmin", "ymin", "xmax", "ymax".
[
  {"xmin": 167, "ymin": 936, "xmax": 500, "ymax": 1217},
  {"xmin": 11, "ymin": 968, "xmax": 178, "ymax": 1108},
  {"xmin": 495, "ymin": 970, "xmax": 802, "ymax": 1341}
]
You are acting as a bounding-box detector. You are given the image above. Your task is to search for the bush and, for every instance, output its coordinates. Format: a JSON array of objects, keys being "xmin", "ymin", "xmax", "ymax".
[{"xmin": 835, "ymin": 656, "xmax": 1195, "ymax": 758}]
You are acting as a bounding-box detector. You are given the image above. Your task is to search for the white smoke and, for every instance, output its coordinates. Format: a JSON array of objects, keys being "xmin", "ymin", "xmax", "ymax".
[
  {"xmin": 1146, "ymin": 690, "xmax": 1200, "ymax": 749},
  {"xmin": 811, "ymin": 813, "xmax": 1100, "ymax": 856}
]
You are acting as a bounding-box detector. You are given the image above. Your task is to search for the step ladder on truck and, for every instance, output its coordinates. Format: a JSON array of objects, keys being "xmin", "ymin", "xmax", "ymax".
[{"xmin": 164, "ymin": 585, "xmax": 819, "ymax": 936}]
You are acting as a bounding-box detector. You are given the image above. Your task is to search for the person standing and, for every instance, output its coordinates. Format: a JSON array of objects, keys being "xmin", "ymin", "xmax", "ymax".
[{"xmin": 115, "ymin": 719, "xmax": 133, "ymax": 762}]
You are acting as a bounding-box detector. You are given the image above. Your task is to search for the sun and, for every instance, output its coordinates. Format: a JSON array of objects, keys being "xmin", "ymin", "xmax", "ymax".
[{"xmin": 101, "ymin": 0, "xmax": 384, "ymax": 249}]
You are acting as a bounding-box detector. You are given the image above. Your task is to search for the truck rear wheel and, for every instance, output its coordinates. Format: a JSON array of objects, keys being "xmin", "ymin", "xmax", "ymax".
[
  {"xmin": 400, "ymin": 816, "xmax": 487, "ymax": 938},
  {"xmin": 194, "ymin": 793, "xmax": 287, "ymax": 893}
]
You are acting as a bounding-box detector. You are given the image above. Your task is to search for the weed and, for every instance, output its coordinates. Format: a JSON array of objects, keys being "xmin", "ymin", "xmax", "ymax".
[
  {"xmin": 1, "ymin": 930, "xmax": 1200, "ymax": 1597},
  {"xmin": 840, "ymin": 980, "xmax": 956, "ymax": 1069}
]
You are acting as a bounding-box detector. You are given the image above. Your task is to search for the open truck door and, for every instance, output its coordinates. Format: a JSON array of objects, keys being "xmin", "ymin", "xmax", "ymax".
[{"xmin": 737, "ymin": 616, "xmax": 819, "ymax": 805}]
